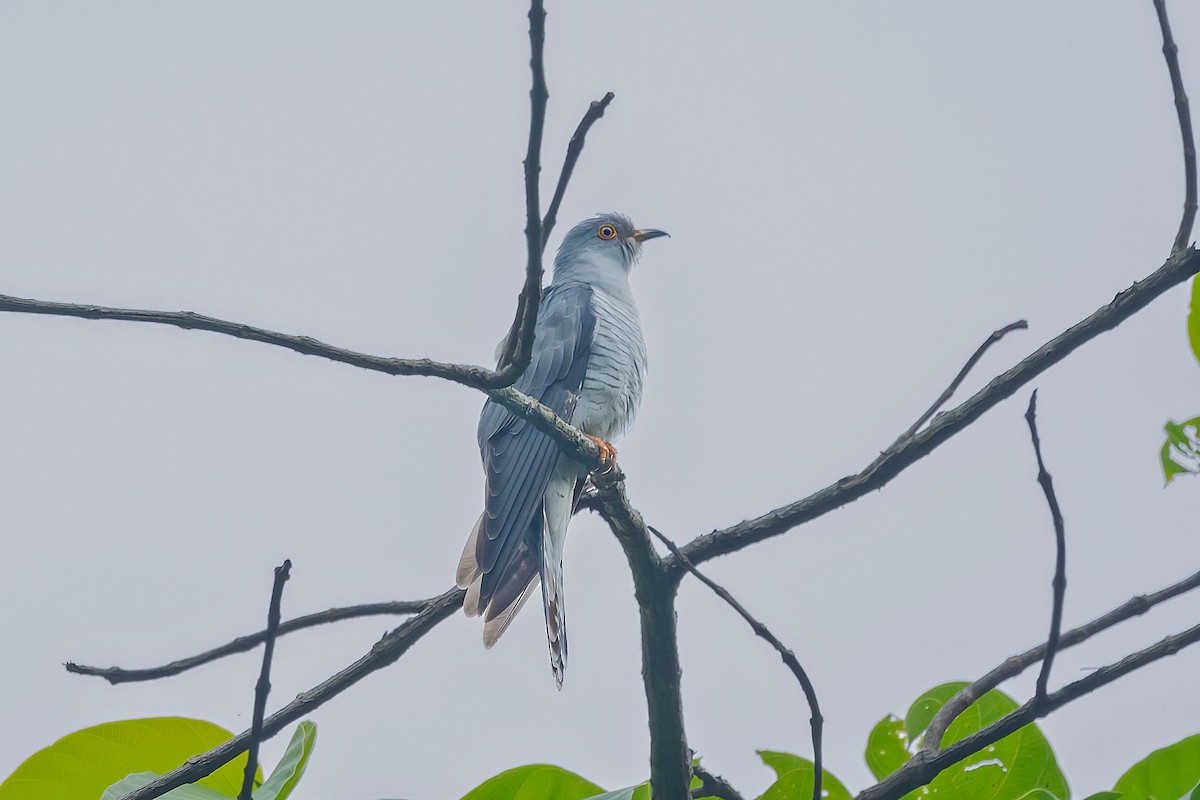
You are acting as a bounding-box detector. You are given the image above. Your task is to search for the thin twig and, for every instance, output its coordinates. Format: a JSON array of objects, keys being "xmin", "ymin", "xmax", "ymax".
[
  {"xmin": 858, "ymin": 620, "xmax": 1200, "ymax": 800},
  {"xmin": 496, "ymin": 90, "xmax": 617, "ymax": 365},
  {"xmin": 921, "ymin": 565, "xmax": 1200, "ymax": 751},
  {"xmin": 677, "ymin": 247, "xmax": 1200, "ymax": 569},
  {"xmin": 0, "ymin": 296, "xmax": 510, "ymax": 387},
  {"xmin": 1154, "ymin": 0, "xmax": 1197, "ymax": 254},
  {"xmin": 542, "ymin": 92, "xmax": 615, "ymax": 247},
  {"xmin": 498, "ymin": 0, "xmax": 549, "ymax": 372},
  {"xmin": 66, "ymin": 599, "xmax": 430, "ymax": 684},
  {"xmin": 894, "ymin": 320, "xmax": 1027, "ymax": 445},
  {"xmin": 117, "ymin": 587, "xmax": 464, "ymax": 800},
  {"xmin": 646, "ymin": 524, "xmax": 822, "ymax": 800},
  {"xmin": 240, "ymin": 560, "xmax": 291, "ymax": 800},
  {"xmin": 1024, "ymin": 391, "xmax": 1067, "ymax": 703}
]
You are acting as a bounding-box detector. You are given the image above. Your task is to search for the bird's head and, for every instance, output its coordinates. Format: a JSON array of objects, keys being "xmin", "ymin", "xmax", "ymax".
[{"xmin": 554, "ymin": 213, "xmax": 669, "ymax": 278}]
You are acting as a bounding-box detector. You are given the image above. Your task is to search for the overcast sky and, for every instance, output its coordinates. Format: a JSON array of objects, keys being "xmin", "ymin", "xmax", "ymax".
[{"xmin": 1, "ymin": 2, "xmax": 1198, "ymax": 798}]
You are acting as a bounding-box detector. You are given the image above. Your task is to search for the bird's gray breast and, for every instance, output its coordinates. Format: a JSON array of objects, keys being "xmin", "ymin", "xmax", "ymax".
[{"xmin": 573, "ymin": 287, "xmax": 647, "ymax": 443}]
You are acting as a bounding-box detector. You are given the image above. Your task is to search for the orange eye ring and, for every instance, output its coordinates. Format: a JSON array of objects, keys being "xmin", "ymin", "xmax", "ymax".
[{"xmin": 597, "ymin": 224, "xmax": 618, "ymax": 240}]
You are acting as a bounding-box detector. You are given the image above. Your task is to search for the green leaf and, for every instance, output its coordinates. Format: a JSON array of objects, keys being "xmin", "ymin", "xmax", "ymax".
[
  {"xmin": 1015, "ymin": 791, "xmax": 1063, "ymax": 800},
  {"xmin": 253, "ymin": 722, "xmax": 317, "ymax": 800},
  {"xmin": 755, "ymin": 751, "xmax": 851, "ymax": 800},
  {"xmin": 1161, "ymin": 418, "xmax": 1200, "ymax": 484},
  {"xmin": 905, "ymin": 682, "xmax": 969, "ymax": 744},
  {"xmin": 459, "ymin": 765, "xmax": 604, "ymax": 800},
  {"xmin": 0, "ymin": 717, "xmax": 255, "ymax": 800},
  {"xmin": 865, "ymin": 714, "xmax": 910, "ymax": 780},
  {"xmin": 100, "ymin": 773, "xmax": 233, "ymax": 800},
  {"xmin": 902, "ymin": 683, "xmax": 1068, "ymax": 800},
  {"xmin": 1082, "ymin": 794, "xmax": 1122, "ymax": 800},
  {"xmin": 584, "ymin": 788, "xmax": 639, "ymax": 800},
  {"xmin": 1188, "ymin": 275, "xmax": 1200, "ymax": 366},
  {"xmin": 1113, "ymin": 733, "xmax": 1200, "ymax": 800}
]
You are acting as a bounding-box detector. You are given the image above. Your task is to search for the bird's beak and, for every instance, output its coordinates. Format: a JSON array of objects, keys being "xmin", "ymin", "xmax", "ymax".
[{"xmin": 631, "ymin": 228, "xmax": 670, "ymax": 242}]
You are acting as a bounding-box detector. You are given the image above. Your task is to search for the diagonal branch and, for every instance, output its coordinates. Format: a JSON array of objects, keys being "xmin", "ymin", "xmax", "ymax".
[
  {"xmin": 676, "ymin": 246, "xmax": 1200, "ymax": 569},
  {"xmin": 1154, "ymin": 0, "xmax": 1197, "ymax": 254},
  {"xmin": 65, "ymin": 598, "xmax": 433, "ymax": 684},
  {"xmin": 0, "ymin": 296, "xmax": 607, "ymax": 470},
  {"xmin": 117, "ymin": 586, "xmax": 464, "ymax": 800},
  {"xmin": 239, "ymin": 559, "xmax": 291, "ymax": 800},
  {"xmin": 920, "ymin": 564, "xmax": 1200, "ymax": 752},
  {"xmin": 542, "ymin": 92, "xmax": 615, "ymax": 246},
  {"xmin": 1023, "ymin": 391, "xmax": 1067, "ymax": 703},
  {"xmin": 647, "ymin": 525, "xmax": 823, "ymax": 800},
  {"xmin": 858, "ymin": 620, "xmax": 1200, "ymax": 800},
  {"xmin": 893, "ymin": 320, "xmax": 1026, "ymax": 446}
]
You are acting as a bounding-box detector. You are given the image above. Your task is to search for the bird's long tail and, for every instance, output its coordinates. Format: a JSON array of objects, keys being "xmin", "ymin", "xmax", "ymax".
[{"xmin": 541, "ymin": 476, "xmax": 576, "ymax": 689}]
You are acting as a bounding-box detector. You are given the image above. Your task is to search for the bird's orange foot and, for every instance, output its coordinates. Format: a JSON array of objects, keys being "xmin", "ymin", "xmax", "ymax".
[{"xmin": 584, "ymin": 434, "xmax": 617, "ymax": 473}]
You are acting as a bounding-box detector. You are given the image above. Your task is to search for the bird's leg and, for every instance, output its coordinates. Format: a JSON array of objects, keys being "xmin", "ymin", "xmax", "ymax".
[{"xmin": 584, "ymin": 434, "xmax": 617, "ymax": 473}]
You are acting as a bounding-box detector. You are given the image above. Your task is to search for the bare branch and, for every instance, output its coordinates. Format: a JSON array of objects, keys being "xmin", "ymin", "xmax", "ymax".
[
  {"xmin": 542, "ymin": 92, "xmax": 615, "ymax": 246},
  {"xmin": 0, "ymin": 7, "xmax": 617, "ymax": 397},
  {"xmin": 1154, "ymin": 0, "xmax": 1197, "ymax": 254},
  {"xmin": 0, "ymin": 294, "xmax": 608, "ymax": 472},
  {"xmin": 893, "ymin": 320, "xmax": 1027, "ymax": 446},
  {"xmin": 676, "ymin": 247, "xmax": 1200, "ymax": 569},
  {"xmin": 240, "ymin": 560, "xmax": 291, "ymax": 800},
  {"xmin": 859, "ymin": 620, "xmax": 1200, "ymax": 800},
  {"xmin": 495, "ymin": 0, "xmax": 550, "ymax": 376},
  {"xmin": 0, "ymin": 295, "xmax": 514, "ymax": 387},
  {"xmin": 1023, "ymin": 391, "xmax": 1067, "ymax": 703},
  {"xmin": 648, "ymin": 525, "xmax": 823, "ymax": 800},
  {"xmin": 66, "ymin": 598, "xmax": 432, "ymax": 684},
  {"xmin": 590, "ymin": 471, "xmax": 691, "ymax": 800},
  {"xmin": 690, "ymin": 761, "xmax": 745, "ymax": 800},
  {"xmin": 920, "ymin": 565, "xmax": 1200, "ymax": 752},
  {"xmin": 117, "ymin": 587, "xmax": 464, "ymax": 800}
]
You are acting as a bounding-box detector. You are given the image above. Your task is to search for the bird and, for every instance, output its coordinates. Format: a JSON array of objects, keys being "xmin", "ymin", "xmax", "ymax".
[{"xmin": 456, "ymin": 212, "xmax": 668, "ymax": 688}]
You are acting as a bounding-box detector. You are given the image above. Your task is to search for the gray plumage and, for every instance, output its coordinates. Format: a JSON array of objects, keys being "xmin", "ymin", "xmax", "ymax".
[{"xmin": 456, "ymin": 212, "xmax": 667, "ymax": 688}]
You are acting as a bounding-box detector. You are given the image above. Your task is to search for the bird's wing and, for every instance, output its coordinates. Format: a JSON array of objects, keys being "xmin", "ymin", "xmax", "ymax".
[{"xmin": 474, "ymin": 282, "xmax": 595, "ymax": 604}]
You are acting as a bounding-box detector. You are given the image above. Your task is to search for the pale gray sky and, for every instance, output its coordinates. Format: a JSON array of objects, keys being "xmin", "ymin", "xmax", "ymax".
[{"xmin": 1, "ymin": 3, "xmax": 1198, "ymax": 798}]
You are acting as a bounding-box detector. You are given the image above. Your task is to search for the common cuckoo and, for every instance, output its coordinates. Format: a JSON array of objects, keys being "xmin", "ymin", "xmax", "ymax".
[{"xmin": 456, "ymin": 213, "xmax": 668, "ymax": 687}]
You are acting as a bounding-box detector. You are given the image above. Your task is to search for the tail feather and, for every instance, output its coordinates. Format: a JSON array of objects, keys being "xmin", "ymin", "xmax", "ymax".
[
  {"xmin": 483, "ymin": 577, "xmax": 538, "ymax": 648},
  {"xmin": 458, "ymin": 512, "xmax": 541, "ymax": 646},
  {"xmin": 541, "ymin": 474, "xmax": 576, "ymax": 689},
  {"xmin": 458, "ymin": 468, "xmax": 580, "ymax": 687},
  {"xmin": 456, "ymin": 515, "xmax": 484, "ymax": 592},
  {"xmin": 541, "ymin": 553, "xmax": 567, "ymax": 689}
]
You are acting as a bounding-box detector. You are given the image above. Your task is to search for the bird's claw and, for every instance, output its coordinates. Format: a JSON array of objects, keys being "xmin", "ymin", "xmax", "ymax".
[{"xmin": 584, "ymin": 434, "xmax": 617, "ymax": 473}]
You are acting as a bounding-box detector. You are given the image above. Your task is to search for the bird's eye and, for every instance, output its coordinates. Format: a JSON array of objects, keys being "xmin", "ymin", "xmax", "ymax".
[{"xmin": 597, "ymin": 224, "xmax": 618, "ymax": 240}]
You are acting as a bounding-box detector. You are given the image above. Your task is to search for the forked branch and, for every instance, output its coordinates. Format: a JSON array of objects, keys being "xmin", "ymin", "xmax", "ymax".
[
  {"xmin": 919, "ymin": 566, "xmax": 1200, "ymax": 751},
  {"xmin": 116, "ymin": 587, "xmax": 464, "ymax": 800},
  {"xmin": 859, "ymin": 620, "xmax": 1200, "ymax": 800},
  {"xmin": 676, "ymin": 247, "xmax": 1200, "ymax": 569}
]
